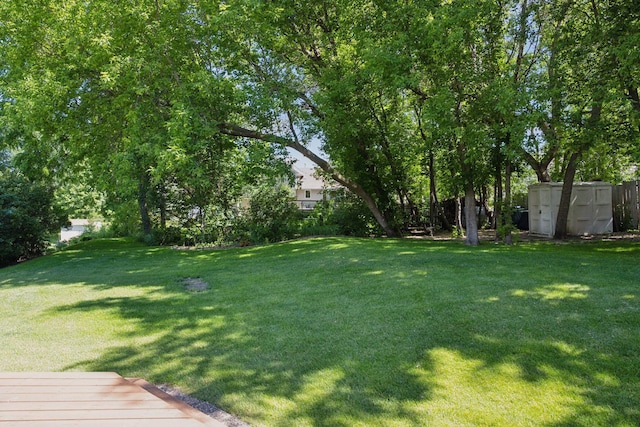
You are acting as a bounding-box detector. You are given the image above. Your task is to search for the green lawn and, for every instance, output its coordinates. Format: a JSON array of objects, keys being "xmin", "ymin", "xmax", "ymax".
[{"xmin": 1, "ymin": 237, "xmax": 639, "ymax": 426}]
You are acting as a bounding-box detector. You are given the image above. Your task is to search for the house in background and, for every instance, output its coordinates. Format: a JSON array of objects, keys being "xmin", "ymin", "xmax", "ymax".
[
  {"xmin": 60, "ymin": 219, "xmax": 103, "ymax": 241},
  {"xmin": 292, "ymin": 167, "xmax": 338, "ymax": 211}
]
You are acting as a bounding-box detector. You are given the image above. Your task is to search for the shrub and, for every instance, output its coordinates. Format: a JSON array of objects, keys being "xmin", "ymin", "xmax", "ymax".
[
  {"xmin": 239, "ymin": 184, "xmax": 302, "ymax": 244},
  {"xmin": 326, "ymin": 190, "xmax": 382, "ymax": 237},
  {"xmin": 107, "ymin": 200, "xmax": 141, "ymax": 237},
  {"xmin": 0, "ymin": 172, "xmax": 68, "ymax": 267},
  {"xmin": 298, "ymin": 219, "xmax": 340, "ymax": 237}
]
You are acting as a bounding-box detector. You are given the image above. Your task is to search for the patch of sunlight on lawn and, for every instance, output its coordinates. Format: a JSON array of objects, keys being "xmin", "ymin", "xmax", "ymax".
[
  {"xmin": 0, "ymin": 283, "xmax": 163, "ymax": 371},
  {"xmin": 326, "ymin": 242, "xmax": 350, "ymax": 250},
  {"xmin": 222, "ymin": 368, "xmax": 347, "ymax": 427},
  {"xmin": 593, "ymin": 245, "xmax": 640, "ymax": 254},
  {"xmin": 292, "ymin": 368, "xmax": 347, "ymax": 425},
  {"xmin": 478, "ymin": 296, "xmax": 501, "ymax": 303},
  {"xmin": 512, "ymin": 283, "xmax": 590, "ymax": 301},
  {"xmin": 405, "ymin": 348, "xmax": 584, "ymax": 426},
  {"xmin": 363, "ymin": 270, "xmax": 384, "ymax": 276}
]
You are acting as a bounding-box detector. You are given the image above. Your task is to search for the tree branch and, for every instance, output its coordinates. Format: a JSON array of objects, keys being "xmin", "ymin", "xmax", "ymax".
[{"xmin": 218, "ymin": 123, "xmax": 395, "ymax": 236}]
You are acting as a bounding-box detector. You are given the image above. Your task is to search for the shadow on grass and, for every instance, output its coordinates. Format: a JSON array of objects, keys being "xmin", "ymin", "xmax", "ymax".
[
  {"xmin": 58, "ymin": 293, "xmax": 433, "ymax": 425},
  {"xmin": 12, "ymin": 238, "xmax": 640, "ymax": 426}
]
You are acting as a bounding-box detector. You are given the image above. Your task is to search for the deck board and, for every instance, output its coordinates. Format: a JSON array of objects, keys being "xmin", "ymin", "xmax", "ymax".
[
  {"xmin": 0, "ymin": 400, "xmax": 174, "ymax": 410},
  {"xmin": 0, "ymin": 420, "xmax": 207, "ymax": 426},
  {"xmin": 0, "ymin": 392, "xmax": 159, "ymax": 402},
  {"xmin": 0, "ymin": 373, "xmax": 226, "ymax": 427},
  {"xmin": 0, "ymin": 377, "xmax": 135, "ymax": 386},
  {"xmin": 0, "ymin": 385, "xmax": 145, "ymax": 393}
]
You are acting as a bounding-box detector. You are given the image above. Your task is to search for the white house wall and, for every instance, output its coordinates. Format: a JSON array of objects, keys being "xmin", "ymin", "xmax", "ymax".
[
  {"xmin": 292, "ymin": 166, "xmax": 338, "ymax": 210},
  {"xmin": 60, "ymin": 219, "xmax": 103, "ymax": 242},
  {"xmin": 295, "ymin": 189, "xmax": 325, "ymax": 210}
]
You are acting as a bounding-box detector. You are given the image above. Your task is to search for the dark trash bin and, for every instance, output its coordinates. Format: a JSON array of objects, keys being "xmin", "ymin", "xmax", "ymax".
[{"xmin": 512, "ymin": 209, "xmax": 529, "ymax": 230}]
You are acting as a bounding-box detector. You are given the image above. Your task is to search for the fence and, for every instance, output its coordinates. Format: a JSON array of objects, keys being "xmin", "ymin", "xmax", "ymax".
[{"xmin": 613, "ymin": 180, "xmax": 640, "ymax": 231}]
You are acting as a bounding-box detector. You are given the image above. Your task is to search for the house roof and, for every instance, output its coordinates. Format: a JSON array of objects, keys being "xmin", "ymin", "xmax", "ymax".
[
  {"xmin": 69, "ymin": 219, "xmax": 91, "ymax": 226},
  {"xmin": 292, "ymin": 167, "xmax": 336, "ymax": 190},
  {"xmin": 67, "ymin": 219, "xmax": 103, "ymax": 227}
]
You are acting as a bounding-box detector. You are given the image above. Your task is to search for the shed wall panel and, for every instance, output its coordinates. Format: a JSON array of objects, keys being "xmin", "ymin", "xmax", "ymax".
[{"xmin": 528, "ymin": 182, "xmax": 613, "ymax": 237}]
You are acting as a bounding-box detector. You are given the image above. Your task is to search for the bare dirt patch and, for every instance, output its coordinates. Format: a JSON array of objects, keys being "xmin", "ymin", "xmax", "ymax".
[{"xmin": 182, "ymin": 277, "xmax": 210, "ymax": 292}]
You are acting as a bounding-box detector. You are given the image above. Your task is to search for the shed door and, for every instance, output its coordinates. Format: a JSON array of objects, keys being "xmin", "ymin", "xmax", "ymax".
[
  {"xmin": 569, "ymin": 186, "xmax": 593, "ymax": 235},
  {"xmin": 593, "ymin": 185, "xmax": 613, "ymax": 233},
  {"xmin": 539, "ymin": 186, "xmax": 554, "ymax": 236},
  {"xmin": 528, "ymin": 186, "xmax": 549, "ymax": 236}
]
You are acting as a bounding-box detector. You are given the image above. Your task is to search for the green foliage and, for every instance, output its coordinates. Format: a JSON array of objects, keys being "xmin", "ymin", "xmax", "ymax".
[
  {"xmin": 107, "ymin": 200, "xmax": 141, "ymax": 238},
  {"xmin": 496, "ymin": 223, "xmax": 519, "ymax": 244},
  {"xmin": 236, "ymin": 184, "xmax": 302, "ymax": 245},
  {"xmin": 150, "ymin": 225, "xmax": 186, "ymax": 246},
  {"xmin": 324, "ymin": 189, "xmax": 383, "ymax": 237},
  {"xmin": 1, "ymin": 0, "xmax": 639, "ymax": 242},
  {"xmin": 0, "ymin": 168, "xmax": 68, "ymax": 266},
  {"xmin": 297, "ymin": 219, "xmax": 340, "ymax": 237},
  {"xmin": 451, "ymin": 226, "xmax": 464, "ymax": 239},
  {"xmin": 54, "ymin": 170, "xmax": 106, "ymax": 219}
]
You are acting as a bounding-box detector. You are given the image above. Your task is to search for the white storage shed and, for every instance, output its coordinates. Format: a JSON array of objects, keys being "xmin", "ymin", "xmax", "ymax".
[{"xmin": 528, "ymin": 182, "xmax": 613, "ymax": 237}]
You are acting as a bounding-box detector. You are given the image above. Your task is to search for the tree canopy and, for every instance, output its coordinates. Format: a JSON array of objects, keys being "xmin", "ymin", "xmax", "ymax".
[{"xmin": 1, "ymin": 0, "xmax": 638, "ymax": 245}]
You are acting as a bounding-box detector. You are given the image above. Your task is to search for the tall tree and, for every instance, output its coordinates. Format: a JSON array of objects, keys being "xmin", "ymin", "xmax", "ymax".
[
  {"xmin": 215, "ymin": 0, "xmax": 432, "ymax": 237},
  {"xmin": 541, "ymin": 0, "xmax": 633, "ymax": 238},
  {"xmin": 2, "ymin": 0, "xmax": 637, "ymax": 243},
  {"xmin": 406, "ymin": 0, "xmax": 511, "ymax": 245},
  {"xmin": 0, "ymin": 0, "xmax": 246, "ymax": 236}
]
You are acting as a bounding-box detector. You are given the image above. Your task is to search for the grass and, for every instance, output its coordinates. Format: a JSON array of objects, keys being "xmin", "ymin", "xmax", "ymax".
[{"xmin": 1, "ymin": 237, "xmax": 639, "ymax": 426}]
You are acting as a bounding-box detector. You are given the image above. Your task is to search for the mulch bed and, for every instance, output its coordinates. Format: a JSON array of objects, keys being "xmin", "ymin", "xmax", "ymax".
[
  {"xmin": 156, "ymin": 383, "xmax": 251, "ymax": 427},
  {"xmin": 410, "ymin": 229, "xmax": 640, "ymax": 243}
]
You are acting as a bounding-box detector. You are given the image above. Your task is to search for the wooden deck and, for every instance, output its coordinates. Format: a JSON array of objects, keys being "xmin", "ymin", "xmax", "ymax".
[{"xmin": 0, "ymin": 372, "xmax": 226, "ymax": 426}]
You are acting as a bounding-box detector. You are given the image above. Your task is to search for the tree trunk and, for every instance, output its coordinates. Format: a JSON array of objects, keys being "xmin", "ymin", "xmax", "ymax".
[
  {"xmin": 504, "ymin": 160, "xmax": 513, "ymax": 245},
  {"xmin": 138, "ymin": 173, "xmax": 153, "ymax": 237},
  {"xmin": 429, "ymin": 149, "xmax": 437, "ymax": 228},
  {"xmin": 455, "ymin": 196, "xmax": 464, "ymax": 234},
  {"xmin": 505, "ymin": 160, "xmax": 512, "ymax": 210},
  {"xmin": 464, "ymin": 183, "xmax": 479, "ymax": 246},
  {"xmin": 427, "ymin": 149, "xmax": 451, "ymax": 231},
  {"xmin": 456, "ymin": 134, "xmax": 479, "ymax": 245},
  {"xmin": 554, "ymin": 152, "xmax": 581, "ymax": 240},
  {"xmin": 521, "ymin": 149, "xmax": 554, "ymax": 182},
  {"xmin": 554, "ymin": 96, "xmax": 600, "ymax": 240},
  {"xmin": 481, "ymin": 184, "xmax": 489, "ymax": 228},
  {"xmin": 626, "ymin": 86, "xmax": 640, "ymax": 133},
  {"xmin": 158, "ymin": 184, "xmax": 167, "ymax": 229},
  {"xmin": 219, "ymin": 123, "xmax": 400, "ymax": 237},
  {"xmin": 493, "ymin": 160, "xmax": 502, "ymax": 232}
]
